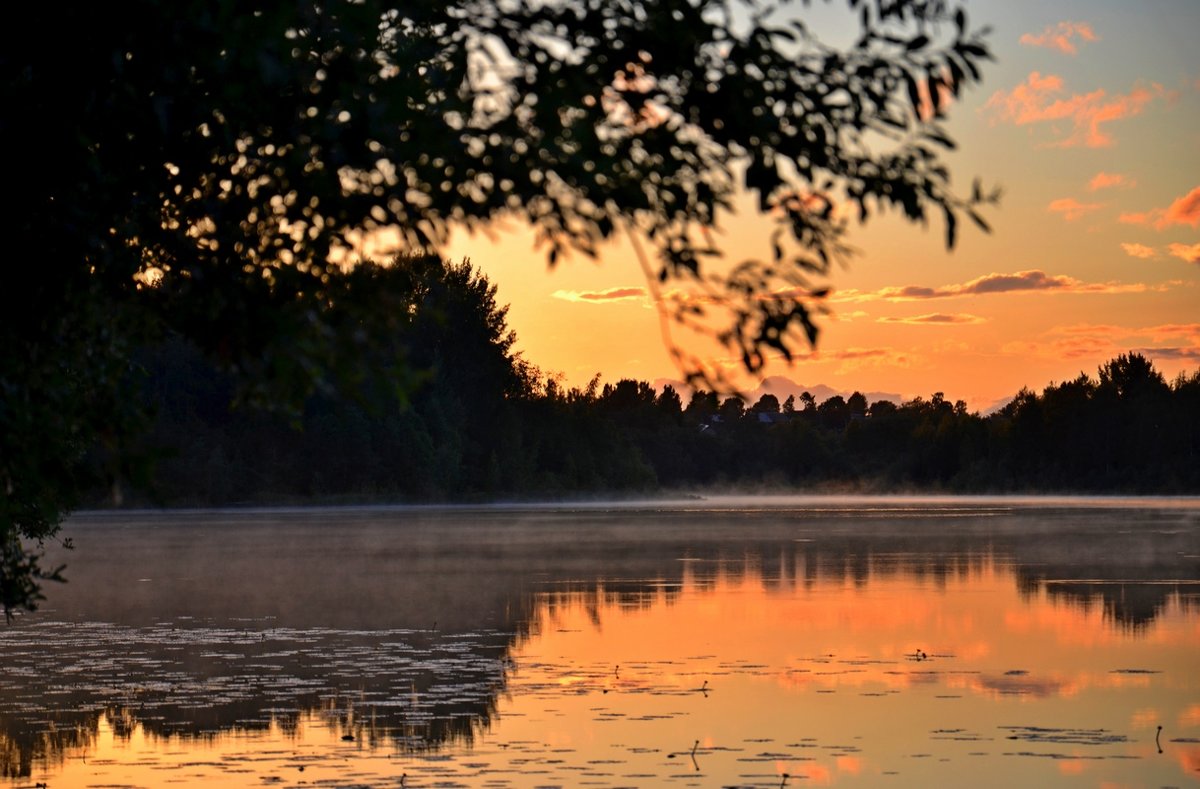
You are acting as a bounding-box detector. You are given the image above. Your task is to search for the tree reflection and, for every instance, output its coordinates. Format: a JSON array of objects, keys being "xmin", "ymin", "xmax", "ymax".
[{"xmin": 2, "ymin": 501, "xmax": 1196, "ymax": 776}]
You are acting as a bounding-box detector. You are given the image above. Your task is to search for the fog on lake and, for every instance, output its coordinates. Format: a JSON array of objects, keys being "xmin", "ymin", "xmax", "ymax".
[{"xmin": 2, "ymin": 496, "xmax": 1198, "ymax": 787}]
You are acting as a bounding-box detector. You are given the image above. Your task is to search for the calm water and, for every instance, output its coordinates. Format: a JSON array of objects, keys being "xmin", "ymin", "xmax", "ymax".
[{"xmin": 2, "ymin": 496, "xmax": 1198, "ymax": 787}]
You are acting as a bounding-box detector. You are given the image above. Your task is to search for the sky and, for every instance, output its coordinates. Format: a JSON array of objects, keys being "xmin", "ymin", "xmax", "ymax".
[{"xmin": 442, "ymin": 0, "xmax": 1200, "ymax": 411}]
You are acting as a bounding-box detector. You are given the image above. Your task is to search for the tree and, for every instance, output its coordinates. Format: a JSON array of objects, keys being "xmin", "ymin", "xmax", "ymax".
[
  {"xmin": 3, "ymin": 0, "xmax": 995, "ymax": 615},
  {"xmin": 847, "ymin": 391, "xmax": 868, "ymax": 417},
  {"xmin": 1098, "ymin": 353, "xmax": 1168, "ymax": 401},
  {"xmin": 132, "ymin": 255, "xmax": 531, "ymax": 503},
  {"xmin": 752, "ymin": 393, "xmax": 781, "ymax": 414}
]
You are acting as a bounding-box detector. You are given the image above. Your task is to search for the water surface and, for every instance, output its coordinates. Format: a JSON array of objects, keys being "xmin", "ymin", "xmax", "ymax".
[{"xmin": 2, "ymin": 496, "xmax": 1198, "ymax": 786}]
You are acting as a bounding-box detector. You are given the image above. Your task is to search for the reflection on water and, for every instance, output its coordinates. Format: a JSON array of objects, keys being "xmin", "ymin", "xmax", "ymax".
[{"xmin": 2, "ymin": 496, "xmax": 1198, "ymax": 786}]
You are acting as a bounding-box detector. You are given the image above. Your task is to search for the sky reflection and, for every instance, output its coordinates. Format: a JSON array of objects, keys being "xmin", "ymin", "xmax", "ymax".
[{"xmin": 3, "ymin": 498, "xmax": 1198, "ymax": 786}]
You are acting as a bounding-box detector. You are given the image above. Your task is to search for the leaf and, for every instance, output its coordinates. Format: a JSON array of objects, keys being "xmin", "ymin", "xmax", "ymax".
[
  {"xmin": 906, "ymin": 34, "xmax": 930, "ymax": 51},
  {"xmin": 904, "ymin": 73, "xmax": 922, "ymax": 114},
  {"xmin": 925, "ymin": 127, "xmax": 956, "ymax": 149},
  {"xmin": 943, "ymin": 205, "xmax": 957, "ymax": 249},
  {"xmin": 927, "ymin": 74, "xmax": 942, "ymax": 114},
  {"xmin": 968, "ymin": 209, "xmax": 991, "ymax": 233}
]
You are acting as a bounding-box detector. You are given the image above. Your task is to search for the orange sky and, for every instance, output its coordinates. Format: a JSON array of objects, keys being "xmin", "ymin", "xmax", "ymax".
[{"xmin": 436, "ymin": 1, "xmax": 1199, "ymax": 411}]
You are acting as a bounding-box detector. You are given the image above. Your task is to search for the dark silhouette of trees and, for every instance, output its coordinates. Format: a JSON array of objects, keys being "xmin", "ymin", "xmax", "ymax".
[
  {"xmin": 92, "ymin": 340, "xmax": 1199, "ymax": 514},
  {"xmin": 4, "ymin": 0, "xmax": 998, "ymax": 614}
]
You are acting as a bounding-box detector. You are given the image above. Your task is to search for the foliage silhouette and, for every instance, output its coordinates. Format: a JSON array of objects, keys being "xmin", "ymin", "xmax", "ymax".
[
  {"xmin": 3, "ymin": 0, "xmax": 995, "ymax": 614},
  {"xmin": 117, "ymin": 343, "xmax": 1199, "ymax": 508}
]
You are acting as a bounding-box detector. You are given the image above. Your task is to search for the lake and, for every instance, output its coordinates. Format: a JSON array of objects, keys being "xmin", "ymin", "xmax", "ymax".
[{"xmin": 2, "ymin": 496, "xmax": 1198, "ymax": 787}]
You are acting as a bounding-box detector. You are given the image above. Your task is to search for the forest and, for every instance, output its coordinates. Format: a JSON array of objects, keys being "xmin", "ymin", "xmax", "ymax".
[{"xmin": 91, "ymin": 255, "xmax": 1200, "ymax": 507}]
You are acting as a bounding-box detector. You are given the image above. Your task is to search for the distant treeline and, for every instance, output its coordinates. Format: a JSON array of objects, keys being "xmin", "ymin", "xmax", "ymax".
[{"xmin": 93, "ymin": 258, "xmax": 1200, "ymax": 505}]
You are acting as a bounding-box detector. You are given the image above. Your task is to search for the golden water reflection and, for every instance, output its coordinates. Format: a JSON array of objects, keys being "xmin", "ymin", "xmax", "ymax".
[
  {"xmin": 18, "ymin": 557, "xmax": 1199, "ymax": 787},
  {"xmin": 499, "ymin": 558, "xmax": 1198, "ymax": 787},
  {"xmin": 3, "ymin": 499, "xmax": 1199, "ymax": 787}
]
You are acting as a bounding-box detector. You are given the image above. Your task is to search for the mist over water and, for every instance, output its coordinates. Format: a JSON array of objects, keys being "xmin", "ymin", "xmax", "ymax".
[{"xmin": 3, "ymin": 496, "xmax": 1198, "ymax": 786}]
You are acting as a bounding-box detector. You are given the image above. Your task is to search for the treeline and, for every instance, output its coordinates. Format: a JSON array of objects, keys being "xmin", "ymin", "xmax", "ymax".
[{"xmin": 94, "ymin": 257, "xmax": 1200, "ymax": 505}]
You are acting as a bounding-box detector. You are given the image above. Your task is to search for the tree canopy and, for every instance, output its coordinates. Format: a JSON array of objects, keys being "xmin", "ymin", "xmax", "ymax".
[{"xmin": 2, "ymin": 0, "xmax": 996, "ymax": 616}]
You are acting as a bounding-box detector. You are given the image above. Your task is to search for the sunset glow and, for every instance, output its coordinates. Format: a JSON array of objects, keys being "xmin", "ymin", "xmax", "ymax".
[
  {"xmin": 444, "ymin": 1, "xmax": 1199, "ymax": 409},
  {"xmin": 38, "ymin": 550, "xmax": 1195, "ymax": 788}
]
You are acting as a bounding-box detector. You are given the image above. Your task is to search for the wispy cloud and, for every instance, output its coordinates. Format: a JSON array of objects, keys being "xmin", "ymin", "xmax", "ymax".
[
  {"xmin": 1089, "ymin": 172, "xmax": 1135, "ymax": 191},
  {"xmin": 1142, "ymin": 323, "xmax": 1200, "ymax": 341},
  {"xmin": 1167, "ymin": 242, "xmax": 1200, "ymax": 263},
  {"xmin": 1118, "ymin": 186, "xmax": 1200, "ymax": 229},
  {"xmin": 1120, "ymin": 243, "xmax": 1157, "ymax": 259},
  {"xmin": 1050, "ymin": 323, "xmax": 1200, "ymax": 341},
  {"xmin": 1003, "ymin": 323, "xmax": 1200, "ymax": 362},
  {"xmin": 1118, "ymin": 210, "xmax": 1154, "ymax": 225},
  {"xmin": 818, "ymin": 347, "xmax": 915, "ymax": 372},
  {"xmin": 877, "ymin": 313, "xmax": 986, "ymax": 325},
  {"xmin": 1048, "ymin": 197, "xmax": 1104, "ymax": 221},
  {"xmin": 551, "ymin": 286, "xmax": 646, "ymax": 303},
  {"xmin": 834, "ymin": 270, "xmax": 1159, "ymax": 303},
  {"xmin": 1001, "ymin": 336, "xmax": 1117, "ymax": 360},
  {"xmin": 984, "ymin": 72, "xmax": 1165, "ymax": 148},
  {"xmin": 1133, "ymin": 346, "xmax": 1200, "ymax": 361},
  {"xmin": 1161, "ymin": 186, "xmax": 1200, "ymax": 228},
  {"xmin": 1019, "ymin": 21, "xmax": 1099, "ymax": 55}
]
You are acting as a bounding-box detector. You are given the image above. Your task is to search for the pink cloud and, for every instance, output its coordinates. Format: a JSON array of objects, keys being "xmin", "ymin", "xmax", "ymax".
[
  {"xmin": 1159, "ymin": 186, "xmax": 1200, "ymax": 229},
  {"xmin": 1089, "ymin": 172, "xmax": 1134, "ymax": 191},
  {"xmin": 1019, "ymin": 21, "xmax": 1099, "ymax": 55},
  {"xmin": 1143, "ymin": 323, "xmax": 1200, "ymax": 340},
  {"xmin": 1048, "ymin": 197, "xmax": 1104, "ymax": 221},
  {"xmin": 1135, "ymin": 346, "xmax": 1200, "ymax": 361},
  {"xmin": 1010, "ymin": 323, "xmax": 1200, "ymax": 363},
  {"xmin": 1118, "ymin": 186, "xmax": 1200, "ymax": 230},
  {"xmin": 552, "ymin": 286, "xmax": 646, "ymax": 303},
  {"xmin": 1119, "ymin": 210, "xmax": 1155, "ymax": 225},
  {"xmin": 835, "ymin": 270, "xmax": 1163, "ymax": 303},
  {"xmin": 985, "ymin": 71, "xmax": 1064, "ymax": 123},
  {"xmin": 1050, "ymin": 323, "xmax": 1127, "ymax": 338},
  {"xmin": 1120, "ymin": 243, "xmax": 1157, "ymax": 259},
  {"xmin": 1168, "ymin": 242, "xmax": 1200, "ymax": 263},
  {"xmin": 985, "ymin": 72, "xmax": 1165, "ymax": 148}
]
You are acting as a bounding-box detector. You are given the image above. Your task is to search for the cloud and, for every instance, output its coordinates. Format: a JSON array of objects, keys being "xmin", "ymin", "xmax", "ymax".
[
  {"xmin": 1118, "ymin": 186, "xmax": 1200, "ymax": 230},
  {"xmin": 1159, "ymin": 186, "xmax": 1200, "ymax": 229},
  {"xmin": 984, "ymin": 72, "xmax": 1165, "ymax": 148},
  {"xmin": 1142, "ymin": 323, "xmax": 1200, "ymax": 341},
  {"xmin": 1049, "ymin": 322, "xmax": 1200, "ymax": 342},
  {"xmin": 821, "ymin": 347, "xmax": 915, "ymax": 372},
  {"xmin": 1048, "ymin": 197, "xmax": 1104, "ymax": 221},
  {"xmin": 1168, "ymin": 242, "xmax": 1200, "ymax": 263},
  {"xmin": 1089, "ymin": 172, "xmax": 1134, "ymax": 191},
  {"xmin": 1133, "ymin": 346, "xmax": 1200, "ymax": 361},
  {"xmin": 877, "ymin": 313, "xmax": 986, "ymax": 325},
  {"xmin": 1118, "ymin": 211, "xmax": 1154, "ymax": 225},
  {"xmin": 1019, "ymin": 21, "xmax": 1099, "ymax": 55},
  {"xmin": 551, "ymin": 286, "xmax": 646, "ymax": 303},
  {"xmin": 834, "ymin": 270, "xmax": 1158, "ymax": 303},
  {"xmin": 1120, "ymin": 243, "xmax": 1157, "ymax": 259},
  {"xmin": 1004, "ymin": 323, "xmax": 1200, "ymax": 362}
]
